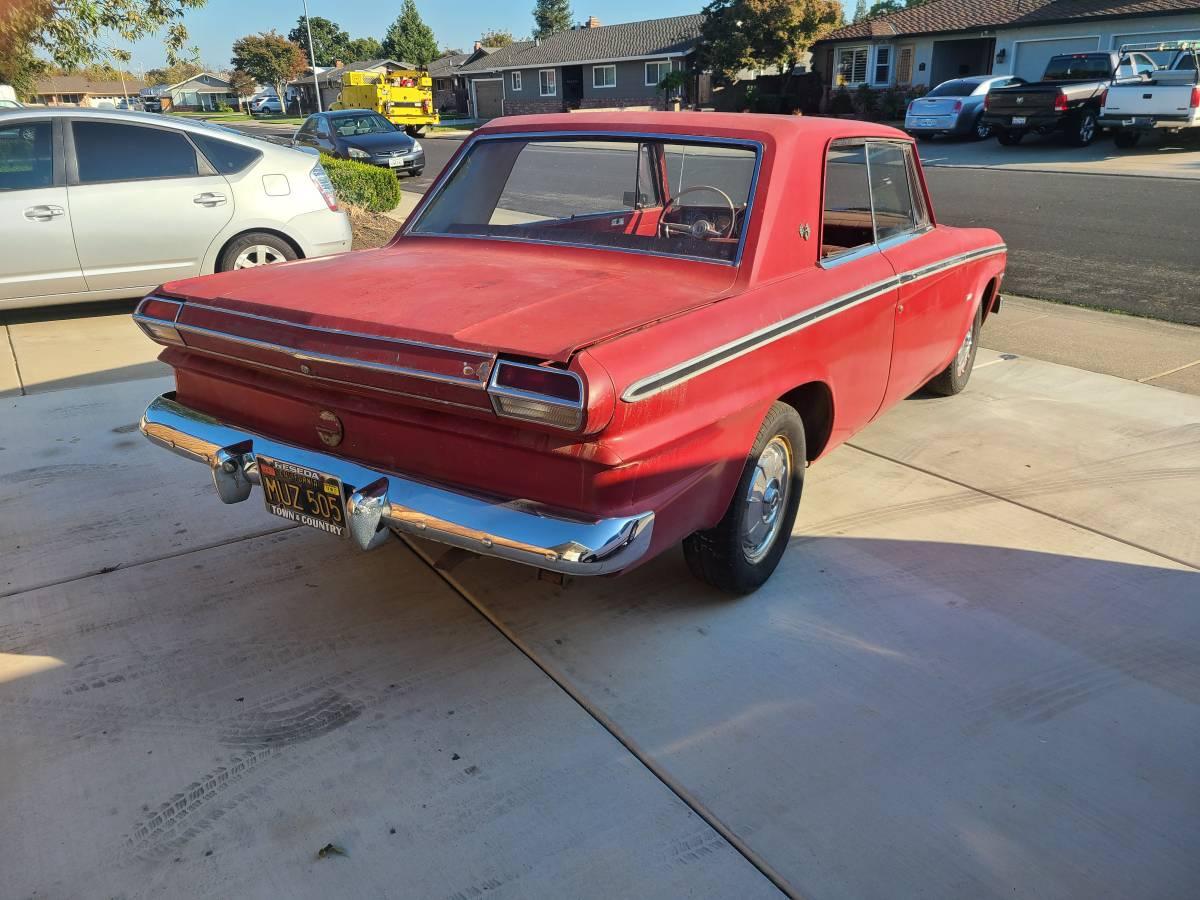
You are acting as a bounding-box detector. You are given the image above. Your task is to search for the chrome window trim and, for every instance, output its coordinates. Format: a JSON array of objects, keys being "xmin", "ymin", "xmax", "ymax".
[
  {"xmin": 623, "ymin": 244, "xmax": 1006, "ymax": 402},
  {"xmin": 403, "ymin": 130, "xmax": 764, "ymax": 268}
]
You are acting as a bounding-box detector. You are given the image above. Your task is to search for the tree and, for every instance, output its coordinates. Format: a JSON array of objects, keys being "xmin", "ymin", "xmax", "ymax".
[
  {"xmin": 0, "ymin": 0, "xmax": 204, "ymax": 91},
  {"xmin": 382, "ymin": 0, "xmax": 439, "ymax": 67},
  {"xmin": 867, "ymin": 1, "xmax": 904, "ymax": 17},
  {"xmin": 479, "ymin": 28, "xmax": 516, "ymax": 47},
  {"xmin": 532, "ymin": 0, "xmax": 573, "ymax": 39},
  {"xmin": 230, "ymin": 31, "xmax": 306, "ymax": 114},
  {"xmin": 288, "ymin": 16, "xmax": 350, "ymax": 67},
  {"xmin": 852, "ymin": 0, "xmax": 869, "ymax": 24},
  {"xmin": 345, "ymin": 36, "xmax": 384, "ymax": 61},
  {"xmin": 697, "ymin": 0, "xmax": 842, "ymax": 84},
  {"xmin": 145, "ymin": 60, "xmax": 204, "ymax": 86},
  {"xmin": 228, "ymin": 69, "xmax": 257, "ymax": 110}
]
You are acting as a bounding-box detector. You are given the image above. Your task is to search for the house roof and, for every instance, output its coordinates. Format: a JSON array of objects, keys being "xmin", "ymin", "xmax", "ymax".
[
  {"xmin": 166, "ymin": 72, "xmax": 233, "ymax": 92},
  {"xmin": 458, "ymin": 14, "xmax": 702, "ymax": 73},
  {"xmin": 292, "ymin": 59, "xmax": 415, "ymax": 88},
  {"xmin": 427, "ymin": 52, "xmax": 471, "ymax": 77},
  {"xmin": 819, "ymin": 0, "xmax": 1200, "ymax": 43},
  {"xmin": 34, "ymin": 75, "xmax": 148, "ymax": 96}
]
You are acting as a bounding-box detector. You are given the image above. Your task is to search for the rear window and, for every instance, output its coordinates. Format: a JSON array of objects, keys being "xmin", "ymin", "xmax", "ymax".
[
  {"xmin": 926, "ymin": 80, "xmax": 976, "ymax": 97},
  {"xmin": 1043, "ymin": 55, "xmax": 1112, "ymax": 81},
  {"xmin": 191, "ymin": 133, "xmax": 262, "ymax": 174}
]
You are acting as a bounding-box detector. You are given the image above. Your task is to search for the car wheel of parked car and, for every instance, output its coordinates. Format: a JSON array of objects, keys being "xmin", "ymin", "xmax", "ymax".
[
  {"xmin": 925, "ymin": 304, "xmax": 982, "ymax": 397},
  {"xmin": 218, "ymin": 232, "xmax": 298, "ymax": 272},
  {"xmin": 996, "ymin": 129, "xmax": 1023, "ymax": 146},
  {"xmin": 972, "ymin": 114, "xmax": 991, "ymax": 141},
  {"xmin": 1113, "ymin": 129, "xmax": 1141, "ymax": 149},
  {"xmin": 405, "ymin": 126, "xmax": 425, "ymax": 138},
  {"xmin": 410, "ymin": 168, "xmax": 424, "ymax": 177},
  {"xmin": 682, "ymin": 402, "xmax": 805, "ymax": 594},
  {"xmin": 1068, "ymin": 111, "xmax": 1098, "ymax": 147}
]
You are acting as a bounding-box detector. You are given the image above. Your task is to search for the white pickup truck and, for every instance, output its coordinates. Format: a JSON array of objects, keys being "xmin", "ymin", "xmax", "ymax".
[{"xmin": 1100, "ymin": 41, "xmax": 1200, "ymax": 148}]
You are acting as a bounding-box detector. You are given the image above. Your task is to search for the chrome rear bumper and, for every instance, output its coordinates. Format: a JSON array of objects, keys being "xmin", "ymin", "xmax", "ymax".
[{"xmin": 140, "ymin": 393, "xmax": 653, "ymax": 575}]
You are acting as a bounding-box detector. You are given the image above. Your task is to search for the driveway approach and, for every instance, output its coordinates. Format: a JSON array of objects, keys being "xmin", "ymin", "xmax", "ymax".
[{"xmin": 3, "ymin": 348, "xmax": 1197, "ymax": 899}]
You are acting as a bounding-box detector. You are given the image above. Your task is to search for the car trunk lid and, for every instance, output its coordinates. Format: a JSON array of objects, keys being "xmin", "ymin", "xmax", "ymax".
[{"xmin": 909, "ymin": 96, "xmax": 964, "ymax": 117}]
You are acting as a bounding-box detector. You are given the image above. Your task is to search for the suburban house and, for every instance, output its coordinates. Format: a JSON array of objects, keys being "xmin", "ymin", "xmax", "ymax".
[
  {"xmin": 31, "ymin": 75, "xmax": 147, "ymax": 107},
  {"xmin": 457, "ymin": 14, "xmax": 703, "ymax": 118},
  {"xmin": 289, "ymin": 59, "xmax": 415, "ymax": 113},
  {"xmin": 143, "ymin": 73, "xmax": 239, "ymax": 111},
  {"xmin": 428, "ymin": 51, "xmax": 472, "ymax": 114},
  {"xmin": 812, "ymin": 0, "xmax": 1200, "ymax": 95}
]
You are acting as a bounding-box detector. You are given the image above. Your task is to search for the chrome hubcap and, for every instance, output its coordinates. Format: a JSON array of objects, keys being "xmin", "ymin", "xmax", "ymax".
[
  {"xmin": 741, "ymin": 436, "xmax": 792, "ymax": 563},
  {"xmin": 234, "ymin": 245, "xmax": 285, "ymax": 269},
  {"xmin": 955, "ymin": 318, "xmax": 975, "ymax": 377}
]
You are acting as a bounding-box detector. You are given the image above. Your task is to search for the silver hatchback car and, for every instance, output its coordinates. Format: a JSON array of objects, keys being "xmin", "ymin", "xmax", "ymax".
[{"xmin": 0, "ymin": 108, "xmax": 351, "ymax": 309}]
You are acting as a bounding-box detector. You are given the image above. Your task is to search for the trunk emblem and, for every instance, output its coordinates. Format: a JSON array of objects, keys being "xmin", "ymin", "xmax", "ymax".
[
  {"xmin": 1016, "ymin": 96, "xmax": 1024, "ymax": 104},
  {"xmin": 316, "ymin": 410, "xmax": 344, "ymax": 447}
]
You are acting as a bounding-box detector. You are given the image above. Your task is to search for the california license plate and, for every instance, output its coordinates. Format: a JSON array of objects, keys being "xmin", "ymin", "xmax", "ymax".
[
  {"xmin": 1011, "ymin": 116, "xmax": 1027, "ymax": 125},
  {"xmin": 918, "ymin": 118, "xmax": 936, "ymax": 127},
  {"xmin": 258, "ymin": 456, "xmax": 348, "ymax": 538},
  {"xmin": 387, "ymin": 157, "xmax": 404, "ymax": 167}
]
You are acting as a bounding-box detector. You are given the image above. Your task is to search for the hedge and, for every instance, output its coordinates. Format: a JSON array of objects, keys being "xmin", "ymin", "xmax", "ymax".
[{"xmin": 320, "ymin": 153, "xmax": 401, "ymax": 213}]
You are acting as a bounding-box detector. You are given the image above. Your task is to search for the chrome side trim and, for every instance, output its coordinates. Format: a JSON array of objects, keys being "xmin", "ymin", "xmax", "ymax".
[
  {"xmin": 140, "ymin": 393, "xmax": 654, "ymax": 576},
  {"xmin": 622, "ymin": 243, "xmax": 1007, "ymax": 402}
]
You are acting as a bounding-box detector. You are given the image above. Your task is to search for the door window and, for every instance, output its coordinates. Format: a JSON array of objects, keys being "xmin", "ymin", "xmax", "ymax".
[
  {"xmin": 821, "ymin": 142, "xmax": 873, "ymax": 259},
  {"xmin": 867, "ymin": 142, "xmax": 917, "ymax": 242},
  {"xmin": 72, "ymin": 121, "xmax": 199, "ymax": 183},
  {"xmin": 0, "ymin": 121, "xmax": 53, "ymax": 191}
]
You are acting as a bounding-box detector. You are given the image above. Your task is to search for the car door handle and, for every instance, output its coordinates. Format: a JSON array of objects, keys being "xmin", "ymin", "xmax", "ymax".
[
  {"xmin": 24, "ymin": 204, "xmax": 64, "ymax": 221},
  {"xmin": 193, "ymin": 192, "xmax": 227, "ymax": 207}
]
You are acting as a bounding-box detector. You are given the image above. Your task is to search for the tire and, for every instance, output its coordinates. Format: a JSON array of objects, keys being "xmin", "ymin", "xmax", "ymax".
[
  {"xmin": 410, "ymin": 168, "xmax": 424, "ymax": 177},
  {"xmin": 1068, "ymin": 110, "xmax": 1098, "ymax": 147},
  {"xmin": 405, "ymin": 126, "xmax": 426, "ymax": 138},
  {"xmin": 925, "ymin": 303, "xmax": 982, "ymax": 397},
  {"xmin": 682, "ymin": 402, "xmax": 806, "ymax": 594},
  {"xmin": 971, "ymin": 113, "xmax": 991, "ymax": 141},
  {"xmin": 217, "ymin": 232, "xmax": 298, "ymax": 272},
  {"xmin": 1113, "ymin": 129, "xmax": 1141, "ymax": 149},
  {"xmin": 996, "ymin": 129, "xmax": 1023, "ymax": 146}
]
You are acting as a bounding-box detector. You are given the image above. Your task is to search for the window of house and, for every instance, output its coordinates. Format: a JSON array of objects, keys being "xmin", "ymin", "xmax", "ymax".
[
  {"xmin": 821, "ymin": 142, "xmax": 873, "ymax": 259},
  {"xmin": 836, "ymin": 47, "xmax": 869, "ymax": 85},
  {"xmin": 867, "ymin": 142, "xmax": 917, "ymax": 241},
  {"xmin": 593, "ymin": 65, "xmax": 616, "ymax": 88},
  {"xmin": 895, "ymin": 46, "xmax": 914, "ymax": 84},
  {"xmin": 511, "ymin": 71, "xmax": 522, "ymax": 91},
  {"xmin": 539, "ymin": 69, "xmax": 556, "ymax": 96},
  {"xmin": 646, "ymin": 61, "xmax": 671, "ymax": 86},
  {"xmin": 0, "ymin": 120, "xmax": 53, "ymax": 191},
  {"xmin": 874, "ymin": 46, "xmax": 892, "ymax": 84},
  {"xmin": 72, "ymin": 120, "xmax": 199, "ymax": 183}
]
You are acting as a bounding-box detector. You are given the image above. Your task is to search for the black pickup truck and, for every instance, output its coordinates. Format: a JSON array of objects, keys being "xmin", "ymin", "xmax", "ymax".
[{"xmin": 983, "ymin": 51, "xmax": 1156, "ymax": 146}]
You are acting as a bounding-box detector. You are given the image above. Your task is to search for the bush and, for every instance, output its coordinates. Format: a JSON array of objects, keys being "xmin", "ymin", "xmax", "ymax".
[
  {"xmin": 879, "ymin": 86, "xmax": 907, "ymax": 120},
  {"xmin": 751, "ymin": 92, "xmax": 784, "ymax": 115},
  {"xmin": 829, "ymin": 87, "xmax": 854, "ymax": 115},
  {"xmin": 853, "ymin": 84, "xmax": 880, "ymax": 120},
  {"xmin": 216, "ymin": 101, "xmax": 233, "ymax": 112},
  {"xmin": 320, "ymin": 154, "xmax": 401, "ymax": 213}
]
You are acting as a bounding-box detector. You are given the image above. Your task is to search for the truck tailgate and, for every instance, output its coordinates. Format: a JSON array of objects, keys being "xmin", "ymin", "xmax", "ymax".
[{"xmin": 1103, "ymin": 82, "xmax": 1196, "ymax": 117}]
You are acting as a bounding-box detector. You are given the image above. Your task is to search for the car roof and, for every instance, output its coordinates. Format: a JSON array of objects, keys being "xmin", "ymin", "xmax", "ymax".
[{"xmin": 325, "ymin": 108, "xmax": 377, "ymax": 117}]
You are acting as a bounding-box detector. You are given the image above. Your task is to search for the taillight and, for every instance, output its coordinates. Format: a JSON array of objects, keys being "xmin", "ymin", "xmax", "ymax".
[
  {"xmin": 952, "ymin": 100, "xmax": 963, "ymax": 113},
  {"xmin": 422, "ymin": 98, "xmax": 432, "ymax": 115},
  {"xmin": 133, "ymin": 296, "xmax": 184, "ymax": 345},
  {"xmin": 488, "ymin": 359, "xmax": 584, "ymax": 430},
  {"xmin": 1054, "ymin": 92, "xmax": 1069, "ymax": 112},
  {"xmin": 1099, "ymin": 88, "xmax": 1108, "ymax": 107},
  {"xmin": 310, "ymin": 163, "xmax": 339, "ymax": 211},
  {"xmin": 1191, "ymin": 86, "xmax": 1200, "ymax": 109},
  {"xmin": 983, "ymin": 93, "xmax": 990, "ymax": 110}
]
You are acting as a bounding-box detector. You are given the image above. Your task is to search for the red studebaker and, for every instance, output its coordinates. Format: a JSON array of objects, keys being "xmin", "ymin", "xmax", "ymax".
[{"xmin": 136, "ymin": 113, "xmax": 1006, "ymax": 593}]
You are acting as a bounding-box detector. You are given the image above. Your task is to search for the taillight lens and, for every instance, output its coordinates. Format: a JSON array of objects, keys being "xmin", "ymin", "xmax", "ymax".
[
  {"xmin": 488, "ymin": 360, "xmax": 584, "ymax": 430},
  {"xmin": 1191, "ymin": 86, "xmax": 1200, "ymax": 109},
  {"xmin": 983, "ymin": 93, "xmax": 990, "ymax": 110},
  {"xmin": 1054, "ymin": 92, "xmax": 1069, "ymax": 112},
  {"xmin": 310, "ymin": 163, "xmax": 339, "ymax": 211},
  {"xmin": 952, "ymin": 100, "xmax": 963, "ymax": 113},
  {"xmin": 1099, "ymin": 88, "xmax": 1108, "ymax": 107},
  {"xmin": 422, "ymin": 99, "xmax": 432, "ymax": 115},
  {"xmin": 133, "ymin": 296, "xmax": 184, "ymax": 345}
]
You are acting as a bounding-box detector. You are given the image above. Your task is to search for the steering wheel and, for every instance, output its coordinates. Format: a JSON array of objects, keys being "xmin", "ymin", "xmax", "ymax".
[{"xmin": 659, "ymin": 185, "xmax": 737, "ymax": 240}]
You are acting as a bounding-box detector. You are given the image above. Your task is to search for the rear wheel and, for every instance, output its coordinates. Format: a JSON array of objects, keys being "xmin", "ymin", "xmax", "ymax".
[
  {"xmin": 682, "ymin": 402, "xmax": 805, "ymax": 595},
  {"xmin": 996, "ymin": 129, "xmax": 1023, "ymax": 146},
  {"xmin": 1113, "ymin": 129, "xmax": 1141, "ymax": 149},
  {"xmin": 971, "ymin": 113, "xmax": 991, "ymax": 141},
  {"xmin": 1068, "ymin": 110, "xmax": 1098, "ymax": 147},
  {"xmin": 218, "ymin": 232, "xmax": 298, "ymax": 272},
  {"xmin": 925, "ymin": 304, "xmax": 982, "ymax": 397}
]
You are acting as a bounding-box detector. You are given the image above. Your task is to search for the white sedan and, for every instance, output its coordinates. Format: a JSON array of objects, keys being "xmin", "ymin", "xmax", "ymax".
[{"xmin": 0, "ymin": 108, "xmax": 351, "ymax": 309}]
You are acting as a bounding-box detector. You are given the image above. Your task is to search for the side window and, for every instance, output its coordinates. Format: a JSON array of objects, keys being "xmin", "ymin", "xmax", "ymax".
[
  {"xmin": 0, "ymin": 120, "xmax": 53, "ymax": 191},
  {"xmin": 191, "ymin": 134, "xmax": 262, "ymax": 174},
  {"xmin": 315, "ymin": 117, "xmax": 331, "ymax": 137},
  {"xmin": 821, "ymin": 142, "xmax": 873, "ymax": 259},
  {"xmin": 297, "ymin": 117, "xmax": 316, "ymax": 136},
  {"xmin": 867, "ymin": 142, "xmax": 917, "ymax": 242},
  {"xmin": 72, "ymin": 121, "xmax": 199, "ymax": 183}
]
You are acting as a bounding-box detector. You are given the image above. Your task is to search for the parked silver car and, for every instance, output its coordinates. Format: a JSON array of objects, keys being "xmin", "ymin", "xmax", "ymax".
[
  {"xmin": 905, "ymin": 75, "xmax": 1026, "ymax": 140},
  {"xmin": 0, "ymin": 108, "xmax": 351, "ymax": 309}
]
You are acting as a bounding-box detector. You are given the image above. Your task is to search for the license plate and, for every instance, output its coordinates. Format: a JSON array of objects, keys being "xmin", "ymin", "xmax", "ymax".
[
  {"xmin": 387, "ymin": 157, "xmax": 404, "ymax": 167},
  {"xmin": 258, "ymin": 456, "xmax": 348, "ymax": 538},
  {"xmin": 1011, "ymin": 116, "xmax": 1027, "ymax": 126},
  {"xmin": 918, "ymin": 118, "xmax": 937, "ymax": 127}
]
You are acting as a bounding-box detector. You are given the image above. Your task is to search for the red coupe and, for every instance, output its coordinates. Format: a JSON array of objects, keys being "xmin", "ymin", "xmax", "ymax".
[{"xmin": 137, "ymin": 112, "xmax": 1006, "ymax": 593}]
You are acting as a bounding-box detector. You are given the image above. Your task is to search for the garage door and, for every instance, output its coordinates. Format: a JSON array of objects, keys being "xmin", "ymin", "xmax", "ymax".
[
  {"xmin": 473, "ymin": 80, "xmax": 503, "ymax": 119},
  {"xmin": 1013, "ymin": 36, "xmax": 1100, "ymax": 81}
]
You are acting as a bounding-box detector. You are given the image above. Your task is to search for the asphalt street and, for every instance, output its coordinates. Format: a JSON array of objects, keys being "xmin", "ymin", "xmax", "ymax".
[{"xmin": 407, "ymin": 135, "xmax": 1200, "ymax": 325}]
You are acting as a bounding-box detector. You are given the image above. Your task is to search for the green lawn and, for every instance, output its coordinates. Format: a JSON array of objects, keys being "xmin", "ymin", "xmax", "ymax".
[{"xmin": 169, "ymin": 111, "xmax": 307, "ymax": 125}]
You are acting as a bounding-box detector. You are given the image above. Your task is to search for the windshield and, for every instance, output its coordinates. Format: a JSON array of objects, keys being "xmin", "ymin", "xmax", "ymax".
[
  {"xmin": 1043, "ymin": 55, "xmax": 1112, "ymax": 80},
  {"xmin": 409, "ymin": 136, "xmax": 759, "ymax": 263},
  {"xmin": 926, "ymin": 80, "xmax": 977, "ymax": 97},
  {"xmin": 329, "ymin": 113, "xmax": 396, "ymax": 136}
]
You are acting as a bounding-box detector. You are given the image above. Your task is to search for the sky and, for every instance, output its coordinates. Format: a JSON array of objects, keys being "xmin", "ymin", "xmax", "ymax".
[{"xmin": 124, "ymin": 0, "xmax": 849, "ymax": 74}]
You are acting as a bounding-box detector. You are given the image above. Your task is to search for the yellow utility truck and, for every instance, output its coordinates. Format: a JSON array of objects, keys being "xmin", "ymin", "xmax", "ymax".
[{"xmin": 332, "ymin": 70, "xmax": 439, "ymax": 136}]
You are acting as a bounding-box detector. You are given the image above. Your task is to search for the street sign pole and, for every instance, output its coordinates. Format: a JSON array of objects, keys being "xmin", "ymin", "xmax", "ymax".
[{"xmin": 302, "ymin": 0, "xmax": 323, "ymax": 113}]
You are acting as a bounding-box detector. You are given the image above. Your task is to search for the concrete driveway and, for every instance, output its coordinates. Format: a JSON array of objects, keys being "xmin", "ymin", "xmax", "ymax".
[{"xmin": 3, "ymin": 345, "xmax": 1197, "ymax": 899}]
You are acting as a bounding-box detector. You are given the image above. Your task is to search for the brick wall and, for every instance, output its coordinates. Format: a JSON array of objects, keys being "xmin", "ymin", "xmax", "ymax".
[
  {"xmin": 503, "ymin": 98, "xmax": 562, "ymax": 116},
  {"xmin": 579, "ymin": 96, "xmax": 662, "ymax": 110}
]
